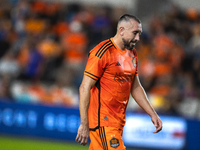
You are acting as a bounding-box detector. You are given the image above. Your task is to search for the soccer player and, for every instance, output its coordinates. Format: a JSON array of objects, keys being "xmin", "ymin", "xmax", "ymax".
[{"xmin": 76, "ymin": 14, "xmax": 162, "ymax": 150}]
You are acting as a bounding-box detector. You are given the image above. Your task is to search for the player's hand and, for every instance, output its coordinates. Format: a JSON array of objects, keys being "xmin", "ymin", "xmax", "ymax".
[
  {"xmin": 75, "ymin": 124, "xmax": 89, "ymax": 146},
  {"xmin": 151, "ymin": 115, "xmax": 162, "ymax": 133}
]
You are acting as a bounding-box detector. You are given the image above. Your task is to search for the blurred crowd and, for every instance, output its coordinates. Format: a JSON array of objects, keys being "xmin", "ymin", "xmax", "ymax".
[
  {"xmin": 133, "ymin": 4, "xmax": 200, "ymax": 118},
  {"xmin": 0, "ymin": 0, "xmax": 200, "ymax": 118},
  {"xmin": 0, "ymin": 0, "xmax": 123, "ymax": 107}
]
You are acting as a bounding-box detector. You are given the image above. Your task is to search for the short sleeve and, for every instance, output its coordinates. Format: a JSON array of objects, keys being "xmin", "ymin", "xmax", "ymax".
[{"xmin": 84, "ymin": 48, "xmax": 108, "ymax": 80}]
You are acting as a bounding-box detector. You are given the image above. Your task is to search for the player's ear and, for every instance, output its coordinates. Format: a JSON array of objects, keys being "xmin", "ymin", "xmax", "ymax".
[{"xmin": 119, "ymin": 26, "xmax": 125, "ymax": 36}]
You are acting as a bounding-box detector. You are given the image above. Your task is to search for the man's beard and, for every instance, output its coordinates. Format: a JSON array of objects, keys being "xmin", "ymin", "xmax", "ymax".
[{"xmin": 122, "ymin": 38, "xmax": 135, "ymax": 50}]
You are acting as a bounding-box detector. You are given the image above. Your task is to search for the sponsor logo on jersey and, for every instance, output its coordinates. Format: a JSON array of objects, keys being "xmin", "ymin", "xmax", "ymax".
[{"xmin": 114, "ymin": 72, "xmax": 134, "ymax": 82}]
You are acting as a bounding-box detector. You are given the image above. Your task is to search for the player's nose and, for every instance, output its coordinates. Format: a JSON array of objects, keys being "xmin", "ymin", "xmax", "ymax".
[{"xmin": 135, "ymin": 33, "xmax": 140, "ymax": 41}]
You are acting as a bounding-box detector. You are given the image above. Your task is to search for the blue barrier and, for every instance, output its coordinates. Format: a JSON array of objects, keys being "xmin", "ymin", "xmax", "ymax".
[
  {"xmin": 123, "ymin": 113, "xmax": 187, "ymax": 150},
  {"xmin": 0, "ymin": 101, "xmax": 200, "ymax": 150},
  {"xmin": 0, "ymin": 101, "xmax": 80, "ymax": 140},
  {"xmin": 186, "ymin": 119, "xmax": 200, "ymax": 150}
]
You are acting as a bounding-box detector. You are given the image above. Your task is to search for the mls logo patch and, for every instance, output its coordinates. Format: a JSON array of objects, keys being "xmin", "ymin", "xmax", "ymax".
[
  {"xmin": 110, "ymin": 138, "xmax": 119, "ymax": 148},
  {"xmin": 132, "ymin": 58, "xmax": 136, "ymax": 67}
]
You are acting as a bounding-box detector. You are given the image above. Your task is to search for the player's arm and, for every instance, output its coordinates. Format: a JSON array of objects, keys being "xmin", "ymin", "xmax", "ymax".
[
  {"xmin": 131, "ymin": 76, "xmax": 162, "ymax": 133},
  {"xmin": 76, "ymin": 74, "xmax": 97, "ymax": 146}
]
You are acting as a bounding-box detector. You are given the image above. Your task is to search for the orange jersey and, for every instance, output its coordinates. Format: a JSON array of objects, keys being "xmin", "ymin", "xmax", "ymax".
[{"xmin": 84, "ymin": 38, "xmax": 138, "ymax": 130}]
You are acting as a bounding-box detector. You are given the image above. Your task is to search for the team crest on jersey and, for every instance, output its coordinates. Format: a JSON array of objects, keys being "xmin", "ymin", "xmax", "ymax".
[
  {"xmin": 110, "ymin": 138, "xmax": 119, "ymax": 148},
  {"xmin": 132, "ymin": 57, "xmax": 136, "ymax": 67}
]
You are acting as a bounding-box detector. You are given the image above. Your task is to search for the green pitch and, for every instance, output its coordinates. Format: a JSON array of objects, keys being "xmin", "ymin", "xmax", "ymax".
[
  {"xmin": 0, "ymin": 134, "xmax": 140, "ymax": 150},
  {"xmin": 0, "ymin": 135, "xmax": 89, "ymax": 150}
]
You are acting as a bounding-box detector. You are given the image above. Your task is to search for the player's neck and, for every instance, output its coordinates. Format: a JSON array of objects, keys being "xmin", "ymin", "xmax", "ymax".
[{"xmin": 112, "ymin": 35, "xmax": 125, "ymax": 51}]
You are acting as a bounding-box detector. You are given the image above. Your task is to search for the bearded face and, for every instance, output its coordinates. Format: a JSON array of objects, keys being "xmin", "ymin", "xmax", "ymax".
[{"xmin": 122, "ymin": 38, "xmax": 136, "ymax": 50}]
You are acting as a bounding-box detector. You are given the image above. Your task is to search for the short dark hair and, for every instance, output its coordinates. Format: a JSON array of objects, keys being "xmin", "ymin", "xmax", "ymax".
[{"xmin": 118, "ymin": 14, "xmax": 141, "ymax": 24}]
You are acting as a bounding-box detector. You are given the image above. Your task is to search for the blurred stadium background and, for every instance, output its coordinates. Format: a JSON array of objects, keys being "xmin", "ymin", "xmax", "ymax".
[{"xmin": 0, "ymin": 0, "xmax": 200, "ymax": 149}]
